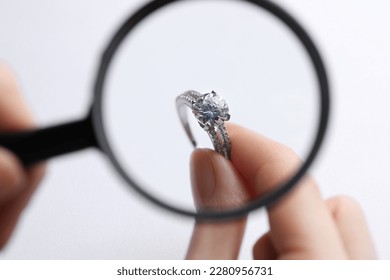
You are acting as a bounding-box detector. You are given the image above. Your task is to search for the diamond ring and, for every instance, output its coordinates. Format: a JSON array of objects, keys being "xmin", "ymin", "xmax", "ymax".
[{"xmin": 176, "ymin": 90, "xmax": 231, "ymax": 160}]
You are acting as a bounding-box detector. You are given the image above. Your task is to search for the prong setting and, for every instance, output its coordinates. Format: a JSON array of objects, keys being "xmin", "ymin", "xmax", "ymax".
[
  {"xmin": 191, "ymin": 91, "xmax": 230, "ymax": 130},
  {"xmin": 176, "ymin": 90, "xmax": 231, "ymax": 159}
]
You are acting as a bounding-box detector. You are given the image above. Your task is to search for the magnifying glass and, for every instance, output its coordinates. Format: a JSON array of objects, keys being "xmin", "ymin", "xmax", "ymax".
[{"xmin": 0, "ymin": 0, "xmax": 329, "ymax": 220}]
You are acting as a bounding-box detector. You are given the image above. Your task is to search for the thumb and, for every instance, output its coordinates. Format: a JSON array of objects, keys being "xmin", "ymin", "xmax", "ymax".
[{"xmin": 186, "ymin": 149, "xmax": 249, "ymax": 259}]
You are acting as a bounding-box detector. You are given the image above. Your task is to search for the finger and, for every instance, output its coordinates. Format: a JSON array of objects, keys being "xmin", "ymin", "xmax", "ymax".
[
  {"xmin": 186, "ymin": 149, "xmax": 249, "ymax": 260},
  {"xmin": 0, "ymin": 163, "xmax": 45, "ymax": 249},
  {"xmin": 0, "ymin": 148, "xmax": 26, "ymax": 204},
  {"xmin": 253, "ymin": 232, "xmax": 277, "ymax": 260},
  {"xmin": 227, "ymin": 123, "xmax": 347, "ymax": 259},
  {"xmin": 0, "ymin": 64, "xmax": 35, "ymax": 131},
  {"xmin": 0, "ymin": 65, "xmax": 46, "ymax": 249},
  {"xmin": 327, "ymin": 196, "xmax": 376, "ymax": 259},
  {"xmin": 190, "ymin": 149, "xmax": 249, "ymax": 210}
]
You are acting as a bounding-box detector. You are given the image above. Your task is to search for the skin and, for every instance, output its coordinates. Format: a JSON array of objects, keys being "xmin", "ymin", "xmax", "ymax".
[
  {"xmin": 0, "ymin": 65, "xmax": 376, "ymax": 259},
  {"xmin": 187, "ymin": 124, "xmax": 376, "ymax": 259},
  {"xmin": 0, "ymin": 65, "xmax": 46, "ymax": 249}
]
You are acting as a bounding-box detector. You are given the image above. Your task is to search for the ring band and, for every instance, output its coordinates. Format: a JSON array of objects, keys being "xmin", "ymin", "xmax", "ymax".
[{"xmin": 176, "ymin": 90, "xmax": 231, "ymax": 160}]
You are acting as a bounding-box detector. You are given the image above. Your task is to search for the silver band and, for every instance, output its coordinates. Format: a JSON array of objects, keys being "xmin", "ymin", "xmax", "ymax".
[{"xmin": 176, "ymin": 90, "xmax": 231, "ymax": 160}]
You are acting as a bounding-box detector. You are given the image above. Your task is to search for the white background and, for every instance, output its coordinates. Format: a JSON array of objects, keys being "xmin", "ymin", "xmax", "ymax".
[{"xmin": 0, "ymin": 0, "xmax": 389, "ymax": 259}]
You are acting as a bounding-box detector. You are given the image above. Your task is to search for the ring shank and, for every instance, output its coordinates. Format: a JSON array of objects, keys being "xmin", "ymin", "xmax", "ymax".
[{"xmin": 176, "ymin": 91, "xmax": 199, "ymax": 147}]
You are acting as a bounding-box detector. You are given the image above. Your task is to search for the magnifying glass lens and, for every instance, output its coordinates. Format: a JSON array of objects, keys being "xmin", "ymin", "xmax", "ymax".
[{"xmin": 102, "ymin": 0, "xmax": 319, "ymax": 216}]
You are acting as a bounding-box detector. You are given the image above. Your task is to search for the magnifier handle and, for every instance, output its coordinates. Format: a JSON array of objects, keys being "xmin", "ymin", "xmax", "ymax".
[{"xmin": 0, "ymin": 116, "xmax": 98, "ymax": 166}]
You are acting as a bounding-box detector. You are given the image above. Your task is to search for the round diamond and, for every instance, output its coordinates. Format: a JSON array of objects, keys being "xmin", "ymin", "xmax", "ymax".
[{"xmin": 192, "ymin": 91, "xmax": 230, "ymax": 128}]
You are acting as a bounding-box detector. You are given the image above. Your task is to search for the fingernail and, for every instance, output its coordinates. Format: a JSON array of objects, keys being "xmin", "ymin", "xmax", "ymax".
[{"xmin": 190, "ymin": 149, "xmax": 216, "ymax": 208}]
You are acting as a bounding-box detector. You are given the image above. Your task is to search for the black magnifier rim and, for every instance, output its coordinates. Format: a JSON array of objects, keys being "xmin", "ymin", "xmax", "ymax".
[{"xmin": 92, "ymin": 0, "xmax": 330, "ymax": 220}]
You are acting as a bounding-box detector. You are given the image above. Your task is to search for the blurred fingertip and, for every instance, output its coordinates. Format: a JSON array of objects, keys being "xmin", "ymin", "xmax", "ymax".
[
  {"xmin": 0, "ymin": 147, "xmax": 27, "ymax": 202},
  {"xmin": 0, "ymin": 63, "xmax": 18, "ymax": 88},
  {"xmin": 0, "ymin": 64, "xmax": 36, "ymax": 130},
  {"xmin": 27, "ymin": 161, "xmax": 47, "ymax": 188}
]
